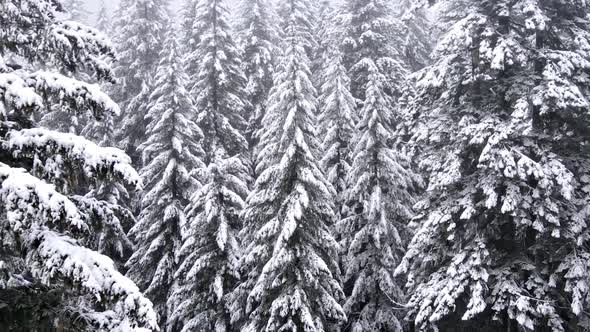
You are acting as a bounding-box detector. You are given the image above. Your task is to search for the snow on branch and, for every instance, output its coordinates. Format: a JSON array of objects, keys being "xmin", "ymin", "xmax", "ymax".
[
  {"xmin": 0, "ymin": 73, "xmax": 43, "ymax": 112},
  {"xmin": 27, "ymin": 71, "xmax": 120, "ymax": 116},
  {"xmin": 50, "ymin": 21, "xmax": 116, "ymax": 80},
  {"xmin": 27, "ymin": 229, "xmax": 159, "ymax": 332},
  {"xmin": 0, "ymin": 162, "xmax": 86, "ymax": 233},
  {"xmin": 5, "ymin": 128, "xmax": 141, "ymax": 188},
  {"xmin": 0, "ymin": 70, "xmax": 119, "ymax": 118}
]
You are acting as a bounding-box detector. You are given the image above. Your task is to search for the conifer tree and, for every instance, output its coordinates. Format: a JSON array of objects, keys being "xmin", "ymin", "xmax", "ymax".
[
  {"xmin": 394, "ymin": 0, "xmax": 432, "ymax": 72},
  {"xmin": 318, "ymin": 48, "xmax": 357, "ymax": 217},
  {"xmin": 96, "ymin": 0, "xmax": 112, "ymax": 34},
  {"xmin": 64, "ymin": 0, "xmax": 90, "ymax": 23},
  {"xmin": 230, "ymin": 1, "xmax": 347, "ymax": 330},
  {"xmin": 170, "ymin": 0, "xmax": 250, "ymax": 330},
  {"xmin": 342, "ymin": 0, "xmax": 408, "ymax": 100},
  {"xmin": 237, "ymin": 0, "xmax": 277, "ymax": 147},
  {"xmin": 0, "ymin": 1, "xmax": 157, "ymax": 330},
  {"xmin": 125, "ymin": 31, "xmax": 204, "ymax": 331},
  {"xmin": 111, "ymin": 0, "xmax": 169, "ymax": 163},
  {"xmin": 38, "ymin": 0, "xmax": 95, "ymax": 135},
  {"xmin": 338, "ymin": 61, "xmax": 420, "ymax": 332},
  {"xmin": 311, "ymin": 0, "xmax": 334, "ymax": 83},
  {"xmin": 397, "ymin": 0, "xmax": 590, "ymax": 330},
  {"xmin": 276, "ymin": 0, "xmax": 317, "ymax": 59},
  {"xmin": 183, "ymin": 0, "xmax": 248, "ymax": 138}
]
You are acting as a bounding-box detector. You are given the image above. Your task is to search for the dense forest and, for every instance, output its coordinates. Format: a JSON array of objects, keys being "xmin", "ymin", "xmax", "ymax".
[{"xmin": 1, "ymin": 0, "xmax": 590, "ymax": 331}]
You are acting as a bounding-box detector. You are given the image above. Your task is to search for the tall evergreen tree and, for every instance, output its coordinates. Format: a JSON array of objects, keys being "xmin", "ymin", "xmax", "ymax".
[
  {"xmin": 64, "ymin": 0, "xmax": 90, "ymax": 23},
  {"xmin": 342, "ymin": 0, "xmax": 408, "ymax": 101},
  {"xmin": 95, "ymin": 0, "xmax": 112, "ymax": 34},
  {"xmin": 183, "ymin": 0, "xmax": 248, "ymax": 139},
  {"xmin": 311, "ymin": 0, "xmax": 334, "ymax": 82},
  {"xmin": 393, "ymin": 0, "xmax": 433, "ymax": 72},
  {"xmin": 170, "ymin": 152, "xmax": 248, "ymax": 332},
  {"xmin": 111, "ymin": 0, "xmax": 169, "ymax": 163},
  {"xmin": 125, "ymin": 31, "xmax": 204, "ymax": 331},
  {"xmin": 318, "ymin": 48, "xmax": 357, "ymax": 217},
  {"xmin": 276, "ymin": 0, "xmax": 317, "ymax": 59},
  {"xmin": 337, "ymin": 61, "xmax": 420, "ymax": 332},
  {"xmin": 237, "ymin": 0, "xmax": 277, "ymax": 148},
  {"xmin": 170, "ymin": 0, "xmax": 250, "ymax": 330},
  {"xmin": 0, "ymin": 1, "xmax": 157, "ymax": 330},
  {"xmin": 397, "ymin": 0, "xmax": 590, "ymax": 330},
  {"xmin": 230, "ymin": 1, "xmax": 347, "ymax": 330}
]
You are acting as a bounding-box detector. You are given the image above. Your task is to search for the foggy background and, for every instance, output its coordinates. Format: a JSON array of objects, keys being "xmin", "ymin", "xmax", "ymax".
[{"xmin": 82, "ymin": 0, "xmax": 236, "ymax": 25}]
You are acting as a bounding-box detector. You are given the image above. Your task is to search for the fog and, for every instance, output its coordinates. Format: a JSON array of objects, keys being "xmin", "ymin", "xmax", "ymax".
[{"xmin": 81, "ymin": 0, "xmax": 229, "ymax": 25}]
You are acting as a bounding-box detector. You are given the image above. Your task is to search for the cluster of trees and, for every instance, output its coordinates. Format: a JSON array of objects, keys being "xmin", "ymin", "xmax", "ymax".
[{"xmin": 1, "ymin": 0, "xmax": 589, "ymax": 332}]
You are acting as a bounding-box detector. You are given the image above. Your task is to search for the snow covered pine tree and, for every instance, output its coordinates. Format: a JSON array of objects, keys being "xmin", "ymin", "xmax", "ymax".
[
  {"xmin": 95, "ymin": 0, "xmax": 112, "ymax": 36},
  {"xmin": 111, "ymin": 0, "xmax": 169, "ymax": 164},
  {"xmin": 338, "ymin": 60, "xmax": 421, "ymax": 332},
  {"xmin": 398, "ymin": 0, "xmax": 590, "ymax": 331},
  {"xmin": 342, "ymin": 0, "xmax": 408, "ymax": 101},
  {"xmin": 237, "ymin": 0, "xmax": 277, "ymax": 148},
  {"xmin": 63, "ymin": 0, "xmax": 91, "ymax": 23},
  {"xmin": 125, "ymin": 30, "xmax": 205, "ymax": 331},
  {"xmin": 318, "ymin": 48, "xmax": 357, "ymax": 220},
  {"xmin": 230, "ymin": 0, "xmax": 347, "ymax": 330},
  {"xmin": 169, "ymin": 0, "xmax": 250, "ymax": 330},
  {"xmin": 0, "ymin": 0, "xmax": 158, "ymax": 331},
  {"xmin": 337, "ymin": 0, "xmax": 421, "ymax": 331}
]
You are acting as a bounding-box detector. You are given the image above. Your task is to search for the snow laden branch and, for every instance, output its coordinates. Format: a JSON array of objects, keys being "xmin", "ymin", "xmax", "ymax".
[
  {"xmin": 50, "ymin": 21, "xmax": 115, "ymax": 80},
  {"xmin": 4, "ymin": 128, "xmax": 140, "ymax": 189},
  {"xmin": 0, "ymin": 70, "xmax": 119, "ymax": 119},
  {"xmin": 0, "ymin": 163, "xmax": 158, "ymax": 331},
  {"xmin": 0, "ymin": 162, "xmax": 86, "ymax": 233},
  {"xmin": 27, "ymin": 230, "xmax": 159, "ymax": 332}
]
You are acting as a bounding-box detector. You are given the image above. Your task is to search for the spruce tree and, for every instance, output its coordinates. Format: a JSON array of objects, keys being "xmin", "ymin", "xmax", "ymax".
[
  {"xmin": 237, "ymin": 0, "xmax": 277, "ymax": 147},
  {"xmin": 0, "ymin": 1, "xmax": 157, "ymax": 330},
  {"xmin": 230, "ymin": 1, "xmax": 347, "ymax": 330},
  {"xmin": 342, "ymin": 0, "xmax": 408, "ymax": 100},
  {"xmin": 276, "ymin": 0, "xmax": 317, "ymax": 59},
  {"xmin": 95, "ymin": 0, "xmax": 112, "ymax": 34},
  {"xmin": 125, "ymin": 31, "xmax": 204, "ymax": 331},
  {"xmin": 170, "ymin": 0, "xmax": 250, "ymax": 330},
  {"xmin": 394, "ymin": 0, "xmax": 432, "ymax": 72},
  {"xmin": 64, "ymin": 0, "xmax": 90, "ymax": 23},
  {"xmin": 111, "ymin": 0, "xmax": 169, "ymax": 163},
  {"xmin": 337, "ymin": 61, "xmax": 420, "ymax": 332},
  {"xmin": 318, "ymin": 48, "xmax": 357, "ymax": 217},
  {"xmin": 397, "ymin": 0, "xmax": 590, "ymax": 330},
  {"xmin": 183, "ymin": 0, "xmax": 248, "ymax": 139}
]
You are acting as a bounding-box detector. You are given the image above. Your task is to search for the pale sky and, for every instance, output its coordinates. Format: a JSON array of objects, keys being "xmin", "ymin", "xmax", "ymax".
[{"xmin": 82, "ymin": 0, "xmax": 232, "ymax": 25}]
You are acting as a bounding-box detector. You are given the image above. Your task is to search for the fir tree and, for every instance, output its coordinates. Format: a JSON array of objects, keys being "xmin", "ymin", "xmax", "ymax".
[
  {"xmin": 0, "ymin": 1, "xmax": 157, "ymax": 330},
  {"xmin": 63, "ymin": 0, "xmax": 91, "ymax": 23},
  {"xmin": 170, "ymin": 153, "xmax": 248, "ymax": 332},
  {"xmin": 394, "ymin": 0, "xmax": 433, "ymax": 72},
  {"xmin": 318, "ymin": 48, "xmax": 357, "ymax": 217},
  {"xmin": 230, "ymin": 1, "xmax": 347, "ymax": 330},
  {"xmin": 397, "ymin": 0, "xmax": 590, "ymax": 330},
  {"xmin": 112, "ymin": 0, "xmax": 169, "ymax": 164},
  {"xmin": 183, "ymin": 0, "xmax": 249, "ymax": 147},
  {"xmin": 237, "ymin": 0, "xmax": 277, "ymax": 147},
  {"xmin": 275, "ymin": 0, "xmax": 317, "ymax": 59},
  {"xmin": 337, "ymin": 61, "xmax": 420, "ymax": 332},
  {"xmin": 95, "ymin": 0, "xmax": 112, "ymax": 34},
  {"xmin": 342, "ymin": 0, "xmax": 408, "ymax": 101},
  {"xmin": 170, "ymin": 0, "xmax": 250, "ymax": 330},
  {"xmin": 125, "ymin": 31, "xmax": 204, "ymax": 331}
]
